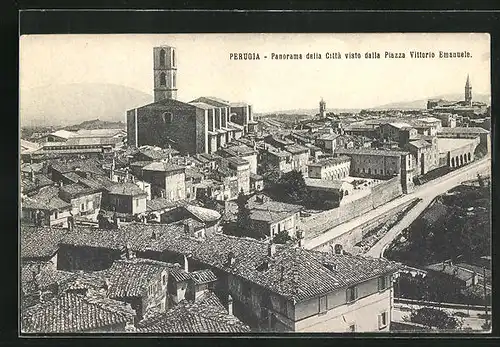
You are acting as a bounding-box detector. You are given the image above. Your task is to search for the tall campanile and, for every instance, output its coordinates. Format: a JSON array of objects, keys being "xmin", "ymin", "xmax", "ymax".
[
  {"xmin": 153, "ymin": 46, "xmax": 178, "ymax": 102},
  {"xmin": 464, "ymin": 74, "xmax": 472, "ymax": 106}
]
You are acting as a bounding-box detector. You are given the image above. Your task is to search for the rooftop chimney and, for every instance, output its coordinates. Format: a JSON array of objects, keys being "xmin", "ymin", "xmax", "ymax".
[
  {"xmin": 268, "ymin": 243, "xmax": 276, "ymax": 257},
  {"xmin": 227, "ymin": 252, "xmax": 235, "ymax": 266},
  {"xmin": 227, "ymin": 294, "xmax": 233, "ymax": 315}
]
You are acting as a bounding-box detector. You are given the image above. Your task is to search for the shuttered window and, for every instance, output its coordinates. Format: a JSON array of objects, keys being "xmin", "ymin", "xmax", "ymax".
[
  {"xmin": 378, "ymin": 276, "xmax": 388, "ymax": 291},
  {"xmin": 319, "ymin": 296, "xmax": 327, "ymax": 313},
  {"xmin": 346, "ymin": 286, "xmax": 357, "ymax": 303},
  {"xmin": 378, "ymin": 311, "xmax": 388, "ymax": 329}
]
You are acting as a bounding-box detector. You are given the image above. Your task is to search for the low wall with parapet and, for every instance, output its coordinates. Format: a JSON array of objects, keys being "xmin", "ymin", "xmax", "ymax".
[
  {"xmin": 311, "ymin": 197, "xmax": 418, "ymax": 253},
  {"xmin": 303, "ymin": 176, "xmax": 403, "ymax": 239}
]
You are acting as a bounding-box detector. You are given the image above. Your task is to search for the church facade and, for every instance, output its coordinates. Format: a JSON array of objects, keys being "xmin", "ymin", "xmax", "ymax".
[{"xmin": 127, "ymin": 45, "xmax": 252, "ymax": 155}]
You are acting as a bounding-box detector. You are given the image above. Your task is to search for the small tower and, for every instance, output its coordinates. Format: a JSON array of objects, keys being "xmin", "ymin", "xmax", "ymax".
[
  {"xmin": 319, "ymin": 98, "xmax": 326, "ymax": 119},
  {"xmin": 153, "ymin": 46, "xmax": 178, "ymax": 102},
  {"xmin": 465, "ymin": 74, "xmax": 472, "ymax": 106}
]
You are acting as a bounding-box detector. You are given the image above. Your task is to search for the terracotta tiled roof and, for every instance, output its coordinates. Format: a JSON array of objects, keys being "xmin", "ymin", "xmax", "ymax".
[
  {"xmin": 184, "ymin": 204, "xmax": 221, "ymax": 223},
  {"xmin": 308, "ymin": 156, "xmax": 351, "ymax": 168},
  {"xmin": 438, "ymin": 126, "xmax": 489, "ymax": 134},
  {"xmin": 21, "ymin": 225, "xmax": 70, "ymax": 259},
  {"xmin": 188, "ymin": 235, "xmax": 401, "ymax": 303},
  {"xmin": 146, "ymin": 198, "xmax": 186, "ymax": 213},
  {"xmin": 60, "ymin": 223, "xmax": 200, "ymax": 255},
  {"xmin": 107, "ymin": 183, "xmax": 148, "ymax": 197},
  {"xmin": 190, "ymin": 269, "xmax": 218, "ymax": 285},
  {"xmin": 49, "ymin": 158, "xmax": 106, "ymax": 176},
  {"xmin": 21, "ymin": 186, "xmax": 71, "ymax": 211},
  {"xmin": 335, "ymin": 148, "xmax": 409, "ymax": 157},
  {"xmin": 102, "ymin": 258, "xmax": 170, "ymax": 298},
  {"xmin": 168, "ymin": 265, "xmax": 191, "ymax": 283},
  {"xmin": 56, "ymin": 224, "xmax": 401, "ymax": 303},
  {"xmin": 136, "ymin": 291, "xmax": 250, "ymax": 333},
  {"xmin": 142, "ymin": 162, "xmax": 185, "ymax": 173},
  {"xmin": 21, "ymin": 292, "xmax": 135, "ymax": 333}
]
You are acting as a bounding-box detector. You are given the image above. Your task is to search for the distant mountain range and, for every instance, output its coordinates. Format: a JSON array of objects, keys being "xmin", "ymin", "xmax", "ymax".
[
  {"xmin": 20, "ymin": 83, "xmax": 153, "ymax": 127},
  {"xmin": 20, "ymin": 83, "xmax": 491, "ymax": 127}
]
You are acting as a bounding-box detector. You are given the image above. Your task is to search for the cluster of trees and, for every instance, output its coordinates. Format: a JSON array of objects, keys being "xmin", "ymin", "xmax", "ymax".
[
  {"xmin": 262, "ymin": 168, "xmax": 340, "ymax": 209},
  {"xmin": 410, "ymin": 307, "xmax": 461, "ymax": 330},
  {"xmin": 386, "ymin": 187, "xmax": 490, "ymax": 267},
  {"xmin": 394, "ymin": 273, "xmax": 489, "ymax": 306}
]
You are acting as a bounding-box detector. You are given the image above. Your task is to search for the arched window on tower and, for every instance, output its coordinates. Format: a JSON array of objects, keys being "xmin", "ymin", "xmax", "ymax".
[
  {"xmin": 173, "ymin": 73, "xmax": 176, "ymax": 88},
  {"xmin": 160, "ymin": 49, "xmax": 166, "ymax": 67},
  {"xmin": 163, "ymin": 112, "xmax": 173, "ymax": 124},
  {"xmin": 172, "ymin": 50, "xmax": 176, "ymax": 67},
  {"xmin": 160, "ymin": 72, "xmax": 166, "ymax": 86}
]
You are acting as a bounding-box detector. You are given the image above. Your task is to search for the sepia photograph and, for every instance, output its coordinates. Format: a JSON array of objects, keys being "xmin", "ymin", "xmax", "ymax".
[{"xmin": 19, "ymin": 33, "xmax": 492, "ymax": 334}]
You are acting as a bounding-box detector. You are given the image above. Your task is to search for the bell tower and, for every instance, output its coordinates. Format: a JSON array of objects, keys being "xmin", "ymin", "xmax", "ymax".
[
  {"xmin": 464, "ymin": 74, "xmax": 472, "ymax": 106},
  {"xmin": 153, "ymin": 46, "xmax": 178, "ymax": 102},
  {"xmin": 319, "ymin": 98, "xmax": 326, "ymax": 118}
]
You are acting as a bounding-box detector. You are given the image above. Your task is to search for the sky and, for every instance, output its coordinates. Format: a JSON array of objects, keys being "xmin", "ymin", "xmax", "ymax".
[{"xmin": 20, "ymin": 33, "xmax": 491, "ymax": 113}]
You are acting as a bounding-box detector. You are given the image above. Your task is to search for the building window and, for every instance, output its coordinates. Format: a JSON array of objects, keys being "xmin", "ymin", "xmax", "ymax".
[
  {"xmin": 163, "ymin": 112, "xmax": 173, "ymax": 124},
  {"xmin": 346, "ymin": 286, "xmax": 358, "ymax": 303},
  {"xmin": 319, "ymin": 295, "xmax": 327, "ymax": 313},
  {"xmin": 172, "ymin": 49, "xmax": 176, "ymax": 67},
  {"xmin": 173, "ymin": 73, "xmax": 176, "ymax": 88},
  {"xmin": 160, "ymin": 49, "xmax": 166, "ymax": 67},
  {"xmin": 160, "ymin": 72, "xmax": 166, "ymax": 86},
  {"xmin": 162, "ymin": 274, "xmax": 166, "ymax": 286},
  {"xmin": 136, "ymin": 199, "xmax": 139, "ymax": 207},
  {"xmin": 378, "ymin": 311, "xmax": 388, "ymax": 329},
  {"xmin": 378, "ymin": 276, "xmax": 388, "ymax": 291},
  {"xmin": 80, "ymin": 203, "xmax": 85, "ymax": 211},
  {"xmin": 54, "ymin": 211, "xmax": 58, "ymax": 219}
]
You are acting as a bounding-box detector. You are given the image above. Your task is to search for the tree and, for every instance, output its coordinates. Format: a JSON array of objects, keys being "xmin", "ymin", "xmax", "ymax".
[
  {"xmin": 410, "ymin": 307, "xmax": 460, "ymax": 330},
  {"xmin": 236, "ymin": 189, "xmax": 251, "ymax": 230},
  {"xmin": 273, "ymin": 230, "xmax": 292, "ymax": 244},
  {"xmin": 276, "ymin": 170, "xmax": 309, "ymax": 204}
]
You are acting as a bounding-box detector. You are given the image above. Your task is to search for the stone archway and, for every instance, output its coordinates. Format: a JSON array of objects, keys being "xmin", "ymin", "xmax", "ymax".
[
  {"xmin": 460, "ymin": 155, "xmax": 464, "ymax": 166},
  {"xmin": 468, "ymin": 153, "xmax": 471, "ymax": 162},
  {"xmin": 451, "ymin": 157, "xmax": 455, "ymax": 167},
  {"xmin": 456, "ymin": 156, "xmax": 460, "ymax": 167}
]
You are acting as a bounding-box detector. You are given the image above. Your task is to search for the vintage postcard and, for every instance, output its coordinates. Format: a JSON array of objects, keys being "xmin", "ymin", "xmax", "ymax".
[{"xmin": 19, "ymin": 33, "xmax": 491, "ymax": 334}]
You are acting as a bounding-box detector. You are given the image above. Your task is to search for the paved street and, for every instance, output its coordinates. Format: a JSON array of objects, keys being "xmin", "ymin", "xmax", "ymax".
[{"xmin": 304, "ymin": 155, "xmax": 491, "ymax": 251}]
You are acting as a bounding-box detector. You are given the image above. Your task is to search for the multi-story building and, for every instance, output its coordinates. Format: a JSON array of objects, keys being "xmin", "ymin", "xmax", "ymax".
[
  {"xmin": 141, "ymin": 162, "xmax": 186, "ymax": 201},
  {"xmin": 260, "ymin": 145, "xmax": 293, "ymax": 174},
  {"xmin": 432, "ymin": 112, "xmax": 457, "ymax": 128},
  {"xmin": 36, "ymin": 222, "xmax": 402, "ymax": 332},
  {"xmin": 230, "ymin": 102, "xmax": 259, "ymax": 133},
  {"xmin": 378, "ymin": 123, "xmax": 418, "ymax": 147},
  {"xmin": 335, "ymin": 148, "xmax": 414, "ymax": 193},
  {"xmin": 284, "ymin": 144, "xmax": 310, "ymax": 176},
  {"xmin": 218, "ymin": 144, "xmax": 258, "ymax": 174},
  {"xmin": 307, "ymin": 156, "xmax": 351, "ymax": 181},
  {"xmin": 246, "ymin": 195, "xmax": 303, "ymax": 239},
  {"xmin": 314, "ymin": 134, "xmax": 339, "ymax": 153}
]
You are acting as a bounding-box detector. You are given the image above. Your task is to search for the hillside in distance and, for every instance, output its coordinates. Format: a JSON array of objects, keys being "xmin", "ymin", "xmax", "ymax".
[
  {"xmin": 20, "ymin": 83, "xmax": 153, "ymax": 127},
  {"xmin": 371, "ymin": 93, "xmax": 491, "ymax": 110},
  {"xmin": 62, "ymin": 119, "xmax": 126, "ymax": 131}
]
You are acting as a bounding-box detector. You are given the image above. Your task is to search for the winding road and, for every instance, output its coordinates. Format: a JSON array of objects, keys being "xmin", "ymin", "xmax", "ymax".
[{"xmin": 304, "ymin": 155, "xmax": 491, "ymax": 253}]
